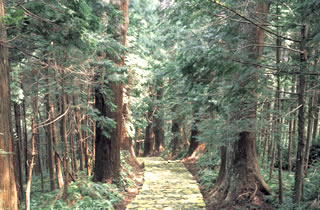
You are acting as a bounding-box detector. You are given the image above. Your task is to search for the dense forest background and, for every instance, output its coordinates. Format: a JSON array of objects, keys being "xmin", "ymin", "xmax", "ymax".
[{"xmin": 0, "ymin": 0, "xmax": 320, "ymax": 209}]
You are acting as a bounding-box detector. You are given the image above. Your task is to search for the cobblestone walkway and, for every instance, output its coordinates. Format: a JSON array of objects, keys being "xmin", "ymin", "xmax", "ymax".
[{"xmin": 126, "ymin": 157, "xmax": 206, "ymax": 210}]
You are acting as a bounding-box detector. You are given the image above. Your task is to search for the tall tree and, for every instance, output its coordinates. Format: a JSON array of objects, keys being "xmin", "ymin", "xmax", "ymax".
[
  {"xmin": 0, "ymin": 1, "xmax": 19, "ymax": 208},
  {"xmin": 93, "ymin": 0, "xmax": 129, "ymax": 183},
  {"xmin": 211, "ymin": 1, "xmax": 271, "ymax": 206}
]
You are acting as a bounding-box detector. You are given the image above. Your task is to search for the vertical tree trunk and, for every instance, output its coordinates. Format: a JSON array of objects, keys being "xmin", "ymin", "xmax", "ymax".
[
  {"xmin": 304, "ymin": 90, "xmax": 314, "ymax": 174},
  {"xmin": 135, "ymin": 127, "xmax": 141, "ymax": 157},
  {"xmin": 143, "ymin": 105, "xmax": 154, "ymax": 157},
  {"xmin": 211, "ymin": 1, "xmax": 271, "ymax": 206},
  {"xmin": 22, "ymin": 92, "xmax": 29, "ymax": 182},
  {"xmin": 294, "ymin": 14, "xmax": 307, "ymax": 203},
  {"xmin": 61, "ymin": 74, "xmax": 70, "ymax": 200},
  {"xmin": 50, "ymin": 104, "xmax": 64, "ymax": 188},
  {"xmin": 36, "ymin": 130, "xmax": 44, "ymax": 192},
  {"xmin": 171, "ymin": 121, "xmax": 180, "ymax": 156},
  {"xmin": 46, "ymin": 93, "xmax": 56, "ymax": 191},
  {"xmin": 74, "ymin": 94, "xmax": 85, "ymax": 171},
  {"xmin": 13, "ymin": 102, "xmax": 24, "ymax": 199},
  {"xmin": 275, "ymin": 5, "xmax": 283, "ymax": 202},
  {"xmin": 0, "ymin": 1, "xmax": 19, "ymax": 207},
  {"xmin": 25, "ymin": 73, "xmax": 40, "ymax": 210},
  {"xmin": 93, "ymin": 0, "xmax": 129, "ymax": 183},
  {"xmin": 312, "ymin": 92, "xmax": 319, "ymax": 141},
  {"xmin": 186, "ymin": 115, "xmax": 200, "ymax": 157},
  {"xmin": 154, "ymin": 87, "xmax": 165, "ymax": 152}
]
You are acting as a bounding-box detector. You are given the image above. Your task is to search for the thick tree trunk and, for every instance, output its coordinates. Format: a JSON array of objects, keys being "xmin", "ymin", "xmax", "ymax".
[
  {"xmin": 0, "ymin": 1, "xmax": 19, "ymax": 207},
  {"xmin": 186, "ymin": 117, "xmax": 200, "ymax": 157},
  {"xmin": 143, "ymin": 106, "xmax": 154, "ymax": 157},
  {"xmin": 211, "ymin": 2, "xmax": 270, "ymax": 207},
  {"xmin": 154, "ymin": 87, "xmax": 165, "ymax": 152},
  {"xmin": 171, "ymin": 121, "xmax": 181, "ymax": 156},
  {"xmin": 93, "ymin": 0, "xmax": 129, "ymax": 183}
]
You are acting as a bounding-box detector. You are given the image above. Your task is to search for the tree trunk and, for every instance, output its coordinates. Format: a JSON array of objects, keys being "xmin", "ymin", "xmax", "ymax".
[
  {"xmin": 93, "ymin": 0, "xmax": 129, "ymax": 183},
  {"xmin": 13, "ymin": 102, "xmax": 24, "ymax": 199},
  {"xmin": 135, "ymin": 127, "xmax": 141, "ymax": 157},
  {"xmin": 154, "ymin": 87, "xmax": 165, "ymax": 152},
  {"xmin": 36, "ymin": 130, "xmax": 44, "ymax": 192},
  {"xmin": 22, "ymin": 91, "xmax": 29, "ymax": 183},
  {"xmin": 46, "ymin": 93, "xmax": 56, "ymax": 191},
  {"xmin": 211, "ymin": 2, "xmax": 270, "ymax": 207},
  {"xmin": 74, "ymin": 94, "xmax": 85, "ymax": 171},
  {"xmin": 294, "ymin": 15, "xmax": 307, "ymax": 204},
  {"xmin": 186, "ymin": 116, "xmax": 200, "ymax": 157},
  {"xmin": 61, "ymin": 74, "xmax": 70, "ymax": 200},
  {"xmin": 171, "ymin": 121, "xmax": 181, "ymax": 156},
  {"xmin": 0, "ymin": 1, "xmax": 19, "ymax": 207},
  {"xmin": 143, "ymin": 105, "xmax": 154, "ymax": 157},
  {"xmin": 312, "ymin": 92, "xmax": 320, "ymax": 141},
  {"xmin": 50, "ymin": 104, "xmax": 64, "ymax": 188},
  {"xmin": 304, "ymin": 90, "xmax": 314, "ymax": 174},
  {"xmin": 26, "ymin": 73, "xmax": 40, "ymax": 210}
]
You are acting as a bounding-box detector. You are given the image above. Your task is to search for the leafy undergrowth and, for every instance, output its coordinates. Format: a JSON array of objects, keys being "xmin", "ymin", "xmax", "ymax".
[
  {"xmin": 21, "ymin": 174, "xmax": 123, "ymax": 210},
  {"xmin": 185, "ymin": 150, "xmax": 320, "ymax": 210},
  {"xmin": 261, "ymin": 161, "xmax": 320, "ymax": 210},
  {"xmin": 21, "ymin": 151, "xmax": 141, "ymax": 210}
]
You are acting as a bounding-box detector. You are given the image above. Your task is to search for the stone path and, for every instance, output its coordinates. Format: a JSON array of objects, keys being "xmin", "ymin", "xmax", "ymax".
[{"xmin": 126, "ymin": 157, "xmax": 206, "ymax": 210}]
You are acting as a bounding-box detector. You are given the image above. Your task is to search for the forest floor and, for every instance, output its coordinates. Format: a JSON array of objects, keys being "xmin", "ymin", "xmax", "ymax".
[{"xmin": 125, "ymin": 157, "xmax": 206, "ymax": 209}]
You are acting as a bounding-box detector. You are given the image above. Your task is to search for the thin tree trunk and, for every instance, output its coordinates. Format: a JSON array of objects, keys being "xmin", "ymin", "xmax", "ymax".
[
  {"xmin": 36, "ymin": 131, "xmax": 44, "ymax": 192},
  {"xmin": 46, "ymin": 93, "xmax": 56, "ymax": 191},
  {"xmin": 50, "ymin": 104, "xmax": 64, "ymax": 188},
  {"xmin": 22, "ymin": 92, "xmax": 29, "ymax": 183},
  {"xmin": 312, "ymin": 92, "xmax": 320, "ymax": 141},
  {"xmin": 74, "ymin": 95, "xmax": 85, "ymax": 171},
  {"xmin": 294, "ymin": 15, "xmax": 307, "ymax": 203},
  {"xmin": 61, "ymin": 73, "xmax": 70, "ymax": 200},
  {"xmin": 13, "ymin": 102, "xmax": 24, "ymax": 199},
  {"xmin": 26, "ymin": 73, "xmax": 40, "ymax": 210},
  {"xmin": 135, "ymin": 127, "xmax": 141, "ymax": 157},
  {"xmin": 304, "ymin": 90, "xmax": 314, "ymax": 174},
  {"xmin": 275, "ymin": 11, "xmax": 283, "ymax": 201}
]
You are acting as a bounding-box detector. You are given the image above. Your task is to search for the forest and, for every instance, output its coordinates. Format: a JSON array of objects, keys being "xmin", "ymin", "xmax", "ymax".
[{"xmin": 0, "ymin": 0, "xmax": 320, "ymax": 209}]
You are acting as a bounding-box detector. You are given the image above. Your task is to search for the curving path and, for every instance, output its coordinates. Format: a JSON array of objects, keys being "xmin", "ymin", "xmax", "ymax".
[{"xmin": 126, "ymin": 157, "xmax": 206, "ymax": 210}]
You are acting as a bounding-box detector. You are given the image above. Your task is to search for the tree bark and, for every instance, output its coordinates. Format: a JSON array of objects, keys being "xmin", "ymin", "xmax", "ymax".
[
  {"xmin": 0, "ymin": 1, "xmax": 19, "ymax": 207},
  {"xmin": 50, "ymin": 104, "xmax": 64, "ymax": 188},
  {"xmin": 93, "ymin": 0, "xmax": 129, "ymax": 183},
  {"xmin": 13, "ymin": 102, "xmax": 24, "ymax": 199},
  {"xmin": 154, "ymin": 87, "xmax": 165, "ymax": 152},
  {"xmin": 186, "ymin": 116, "xmax": 200, "ymax": 157},
  {"xmin": 25, "ymin": 73, "xmax": 40, "ymax": 210},
  {"xmin": 211, "ymin": 2, "xmax": 270, "ymax": 206},
  {"xmin": 46, "ymin": 93, "xmax": 56, "ymax": 191},
  {"xmin": 61, "ymin": 73, "xmax": 70, "ymax": 200},
  {"xmin": 294, "ymin": 14, "xmax": 307, "ymax": 203}
]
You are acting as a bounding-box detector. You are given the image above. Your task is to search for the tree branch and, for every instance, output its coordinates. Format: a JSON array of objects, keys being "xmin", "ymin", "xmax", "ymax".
[{"xmin": 212, "ymin": 0, "xmax": 300, "ymax": 43}]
